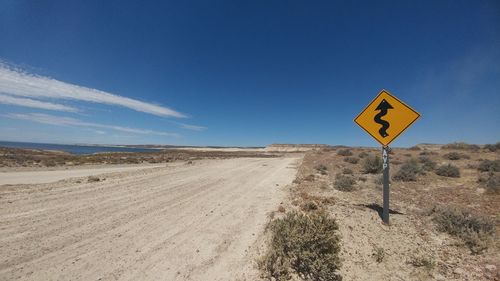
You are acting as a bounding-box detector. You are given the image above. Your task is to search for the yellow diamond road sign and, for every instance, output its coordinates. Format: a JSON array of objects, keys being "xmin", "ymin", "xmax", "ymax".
[{"xmin": 354, "ymin": 90, "xmax": 420, "ymax": 146}]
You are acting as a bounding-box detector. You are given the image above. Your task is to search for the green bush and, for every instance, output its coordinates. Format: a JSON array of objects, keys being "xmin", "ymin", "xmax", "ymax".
[
  {"xmin": 477, "ymin": 159, "xmax": 500, "ymax": 172},
  {"xmin": 334, "ymin": 174, "xmax": 356, "ymax": 191},
  {"xmin": 419, "ymin": 156, "xmax": 437, "ymax": 171},
  {"xmin": 435, "ymin": 164, "xmax": 460, "ymax": 178},
  {"xmin": 393, "ymin": 159, "xmax": 422, "ymax": 182},
  {"xmin": 337, "ymin": 149, "xmax": 352, "ymax": 156},
  {"xmin": 431, "ymin": 206, "xmax": 495, "ymax": 254},
  {"xmin": 343, "ymin": 157, "xmax": 359, "ymax": 164},
  {"xmin": 361, "ymin": 154, "xmax": 382, "ymax": 174},
  {"xmin": 259, "ymin": 211, "xmax": 342, "ymax": 281}
]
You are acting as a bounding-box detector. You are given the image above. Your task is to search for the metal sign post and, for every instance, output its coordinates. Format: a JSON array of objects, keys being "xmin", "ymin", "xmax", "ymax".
[
  {"xmin": 354, "ymin": 89, "xmax": 420, "ymax": 224},
  {"xmin": 382, "ymin": 146, "xmax": 390, "ymax": 224}
]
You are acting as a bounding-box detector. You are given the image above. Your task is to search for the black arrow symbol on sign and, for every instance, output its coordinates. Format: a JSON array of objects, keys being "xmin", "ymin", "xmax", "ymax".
[{"xmin": 374, "ymin": 99, "xmax": 393, "ymax": 138}]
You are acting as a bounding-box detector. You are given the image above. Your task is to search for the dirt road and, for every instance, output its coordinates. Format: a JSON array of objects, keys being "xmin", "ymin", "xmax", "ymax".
[
  {"xmin": 0, "ymin": 157, "xmax": 300, "ymax": 281},
  {"xmin": 0, "ymin": 164, "xmax": 166, "ymax": 185}
]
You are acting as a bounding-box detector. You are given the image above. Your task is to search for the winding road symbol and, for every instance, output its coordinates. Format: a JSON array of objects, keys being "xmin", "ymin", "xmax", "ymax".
[{"xmin": 374, "ymin": 99, "xmax": 393, "ymax": 138}]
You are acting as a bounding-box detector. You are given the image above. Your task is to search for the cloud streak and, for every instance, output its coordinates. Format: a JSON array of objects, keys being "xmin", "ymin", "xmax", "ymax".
[
  {"xmin": 0, "ymin": 93, "xmax": 79, "ymax": 112},
  {"xmin": 4, "ymin": 113, "xmax": 180, "ymax": 137},
  {"xmin": 180, "ymin": 123, "xmax": 207, "ymax": 131},
  {"xmin": 0, "ymin": 63, "xmax": 185, "ymax": 118}
]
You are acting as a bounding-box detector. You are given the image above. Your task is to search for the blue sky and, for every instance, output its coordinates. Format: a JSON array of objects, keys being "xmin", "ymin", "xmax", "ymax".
[{"xmin": 0, "ymin": 1, "xmax": 499, "ymax": 147}]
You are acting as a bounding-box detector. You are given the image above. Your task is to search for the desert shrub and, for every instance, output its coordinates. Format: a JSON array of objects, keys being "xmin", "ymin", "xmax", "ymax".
[
  {"xmin": 358, "ymin": 151, "xmax": 369, "ymax": 158},
  {"xmin": 87, "ymin": 176, "xmax": 100, "ymax": 182},
  {"xmin": 419, "ymin": 150, "xmax": 438, "ymax": 156},
  {"xmin": 409, "ymin": 145, "xmax": 421, "ymax": 151},
  {"xmin": 342, "ymin": 168, "xmax": 353, "ymax": 175},
  {"xmin": 443, "ymin": 152, "xmax": 470, "ymax": 160},
  {"xmin": 337, "ymin": 149, "xmax": 352, "ymax": 156},
  {"xmin": 372, "ymin": 247, "xmax": 385, "ymax": 263},
  {"xmin": 314, "ymin": 164, "xmax": 328, "ymax": 175},
  {"xmin": 334, "ymin": 174, "xmax": 356, "ymax": 191},
  {"xmin": 431, "ymin": 206, "xmax": 495, "ymax": 254},
  {"xmin": 303, "ymin": 174, "xmax": 315, "ymax": 182},
  {"xmin": 478, "ymin": 172, "xmax": 500, "ymax": 193},
  {"xmin": 435, "ymin": 164, "xmax": 460, "ymax": 178},
  {"xmin": 409, "ymin": 256, "xmax": 435, "ymax": 269},
  {"xmin": 419, "ymin": 156, "xmax": 437, "ymax": 171},
  {"xmin": 301, "ymin": 201, "xmax": 319, "ymax": 212},
  {"xmin": 477, "ymin": 159, "xmax": 500, "ymax": 172},
  {"xmin": 361, "ymin": 154, "xmax": 382, "ymax": 174},
  {"xmin": 343, "ymin": 157, "xmax": 359, "ymax": 164},
  {"xmin": 442, "ymin": 142, "xmax": 480, "ymax": 151},
  {"xmin": 393, "ymin": 159, "xmax": 423, "ymax": 182},
  {"xmin": 258, "ymin": 211, "xmax": 342, "ymax": 281},
  {"xmin": 483, "ymin": 142, "xmax": 500, "ymax": 152}
]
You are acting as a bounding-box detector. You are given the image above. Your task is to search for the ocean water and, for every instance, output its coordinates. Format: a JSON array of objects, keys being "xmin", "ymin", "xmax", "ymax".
[{"xmin": 0, "ymin": 141, "xmax": 160, "ymax": 155}]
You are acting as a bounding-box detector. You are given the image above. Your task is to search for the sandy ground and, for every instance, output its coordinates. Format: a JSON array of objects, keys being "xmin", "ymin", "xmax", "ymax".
[
  {"xmin": 0, "ymin": 164, "xmax": 166, "ymax": 185},
  {"xmin": 0, "ymin": 157, "xmax": 300, "ymax": 281}
]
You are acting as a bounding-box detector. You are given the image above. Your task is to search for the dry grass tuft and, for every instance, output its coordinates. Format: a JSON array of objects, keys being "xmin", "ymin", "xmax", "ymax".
[
  {"xmin": 435, "ymin": 164, "xmax": 460, "ymax": 178},
  {"xmin": 337, "ymin": 149, "xmax": 353, "ymax": 156},
  {"xmin": 361, "ymin": 154, "xmax": 382, "ymax": 174},
  {"xmin": 334, "ymin": 174, "xmax": 356, "ymax": 192},
  {"xmin": 430, "ymin": 206, "xmax": 495, "ymax": 254},
  {"xmin": 393, "ymin": 159, "xmax": 423, "ymax": 182},
  {"xmin": 343, "ymin": 157, "xmax": 359, "ymax": 164},
  {"xmin": 258, "ymin": 211, "xmax": 342, "ymax": 281}
]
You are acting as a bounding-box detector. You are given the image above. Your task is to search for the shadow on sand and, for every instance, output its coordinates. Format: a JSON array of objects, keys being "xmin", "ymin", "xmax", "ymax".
[{"xmin": 356, "ymin": 203, "xmax": 405, "ymax": 221}]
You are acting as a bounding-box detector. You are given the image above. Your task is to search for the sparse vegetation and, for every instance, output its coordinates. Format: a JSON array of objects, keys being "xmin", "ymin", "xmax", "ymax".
[
  {"xmin": 314, "ymin": 164, "xmax": 328, "ymax": 175},
  {"xmin": 258, "ymin": 211, "xmax": 342, "ymax": 281},
  {"xmin": 334, "ymin": 174, "xmax": 356, "ymax": 191},
  {"xmin": 337, "ymin": 149, "xmax": 353, "ymax": 156},
  {"xmin": 0, "ymin": 146, "xmax": 278, "ymax": 168},
  {"xmin": 483, "ymin": 142, "xmax": 500, "ymax": 152},
  {"xmin": 393, "ymin": 159, "xmax": 423, "ymax": 182},
  {"xmin": 442, "ymin": 142, "xmax": 480, "ymax": 151},
  {"xmin": 301, "ymin": 201, "xmax": 319, "ymax": 212},
  {"xmin": 87, "ymin": 176, "xmax": 101, "ymax": 182},
  {"xmin": 419, "ymin": 156, "xmax": 437, "ymax": 171},
  {"xmin": 443, "ymin": 152, "xmax": 470, "ymax": 160},
  {"xmin": 478, "ymin": 172, "xmax": 500, "ymax": 193},
  {"xmin": 358, "ymin": 151, "xmax": 369, "ymax": 158},
  {"xmin": 361, "ymin": 154, "xmax": 382, "ymax": 174},
  {"xmin": 431, "ymin": 206, "xmax": 495, "ymax": 254},
  {"xmin": 342, "ymin": 168, "xmax": 353, "ymax": 175},
  {"xmin": 477, "ymin": 159, "xmax": 500, "ymax": 172},
  {"xmin": 343, "ymin": 157, "xmax": 359, "ymax": 164},
  {"xmin": 435, "ymin": 164, "xmax": 460, "ymax": 178},
  {"xmin": 419, "ymin": 150, "xmax": 438, "ymax": 156},
  {"xmin": 408, "ymin": 145, "xmax": 421, "ymax": 151},
  {"xmin": 409, "ymin": 256, "xmax": 435, "ymax": 270},
  {"xmin": 372, "ymin": 247, "xmax": 385, "ymax": 263}
]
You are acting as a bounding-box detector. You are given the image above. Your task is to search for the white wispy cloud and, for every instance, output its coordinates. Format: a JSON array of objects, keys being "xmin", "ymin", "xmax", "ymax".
[
  {"xmin": 4, "ymin": 113, "xmax": 180, "ymax": 137},
  {"xmin": 180, "ymin": 123, "xmax": 207, "ymax": 131},
  {"xmin": 0, "ymin": 63, "xmax": 185, "ymax": 118},
  {"xmin": 0, "ymin": 93, "xmax": 79, "ymax": 112}
]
